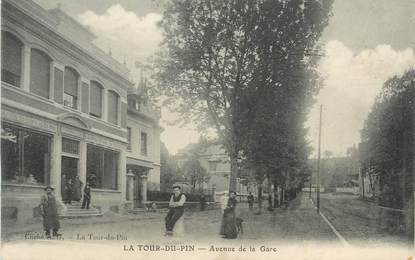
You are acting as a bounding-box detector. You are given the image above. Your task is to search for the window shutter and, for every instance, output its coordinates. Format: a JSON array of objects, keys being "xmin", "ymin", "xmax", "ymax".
[
  {"xmin": 81, "ymin": 82, "xmax": 89, "ymax": 113},
  {"xmin": 90, "ymin": 81, "xmax": 102, "ymax": 117},
  {"xmin": 64, "ymin": 68, "xmax": 78, "ymax": 97},
  {"xmin": 30, "ymin": 49, "xmax": 50, "ymax": 98},
  {"xmin": 54, "ymin": 68, "xmax": 63, "ymax": 103},
  {"xmin": 2, "ymin": 32, "xmax": 22, "ymax": 78},
  {"xmin": 107, "ymin": 91, "xmax": 119, "ymax": 124}
]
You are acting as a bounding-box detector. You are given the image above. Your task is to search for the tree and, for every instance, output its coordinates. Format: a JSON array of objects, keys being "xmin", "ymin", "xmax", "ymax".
[
  {"xmin": 155, "ymin": 0, "xmax": 333, "ymax": 192},
  {"xmin": 181, "ymin": 155, "xmax": 209, "ymax": 192},
  {"xmin": 361, "ymin": 69, "xmax": 414, "ymax": 237},
  {"xmin": 235, "ymin": 0, "xmax": 333, "ymax": 210},
  {"xmin": 177, "ymin": 140, "xmax": 211, "ymax": 192},
  {"xmin": 160, "ymin": 142, "xmax": 181, "ymax": 191}
]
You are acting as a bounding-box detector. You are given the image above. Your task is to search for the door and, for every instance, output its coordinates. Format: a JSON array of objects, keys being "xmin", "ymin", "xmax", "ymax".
[
  {"xmin": 61, "ymin": 156, "xmax": 79, "ymax": 200},
  {"xmin": 133, "ymin": 174, "xmax": 142, "ymax": 208}
]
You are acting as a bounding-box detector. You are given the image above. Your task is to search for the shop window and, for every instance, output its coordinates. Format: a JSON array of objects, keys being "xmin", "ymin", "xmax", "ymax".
[
  {"xmin": 86, "ymin": 144, "xmax": 118, "ymax": 190},
  {"xmin": 30, "ymin": 49, "xmax": 51, "ymax": 98},
  {"xmin": 140, "ymin": 132, "xmax": 148, "ymax": 156},
  {"xmin": 1, "ymin": 123, "xmax": 50, "ymax": 185},
  {"xmin": 63, "ymin": 67, "xmax": 79, "ymax": 109},
  {"xmin": 90, "ymin": 81, "xmax": 103, "ymax": 118},
  {"xmin": 1, "ymin": 31, "xmax": 23, "ymax": 87},
  {"xmin": 107, "ymin": 90, "xmax": 119, "ymax": 124}
]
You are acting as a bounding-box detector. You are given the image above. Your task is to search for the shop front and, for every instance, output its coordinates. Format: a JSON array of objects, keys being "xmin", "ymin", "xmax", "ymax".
[{"xmin": 1, "ymin": 107, "xmax": 127, "ymax": 223}]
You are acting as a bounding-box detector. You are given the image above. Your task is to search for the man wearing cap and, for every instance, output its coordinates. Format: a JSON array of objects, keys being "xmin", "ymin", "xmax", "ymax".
[
  {"xmin": 40, "ymin": 186, "xmax": 61, "ymax": 238},
  {"xmin": 164, "ymin": 185, "xmax": 186, "ymax": 236}
]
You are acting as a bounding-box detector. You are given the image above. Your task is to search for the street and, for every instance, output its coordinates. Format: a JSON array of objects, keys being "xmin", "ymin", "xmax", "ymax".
[
  {"xmin": 4, "ymin": 193, "xmax": 337, "ymax": 245},
  {"xmin": 3, "ymin": 193, "xmax": 413, "ymax": 260},
  {"xmin": 4, "ymin": 192, "xmax": 409, "ymax": 246}
]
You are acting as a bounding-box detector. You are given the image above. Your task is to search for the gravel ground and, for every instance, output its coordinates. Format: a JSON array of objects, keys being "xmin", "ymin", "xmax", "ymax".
[{"xmin": 317, "ymin": 192, "xmax": 412, "ymax": 247}]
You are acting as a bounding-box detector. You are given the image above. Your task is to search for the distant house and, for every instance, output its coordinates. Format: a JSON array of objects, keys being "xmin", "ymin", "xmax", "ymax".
[
  {"xmin": 176, "ymin": 143, "xmax": 254, "ymax": 197},
  {"xmin": 308, "ymin": 157, "xmax": 359, "ymax": 192}
]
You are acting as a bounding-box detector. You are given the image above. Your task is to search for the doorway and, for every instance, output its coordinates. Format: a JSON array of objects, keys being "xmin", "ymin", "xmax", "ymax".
[
  {"xmin": 133, "ymin": 174, "xmax": 142, "ymax": 208},
  {"xmin": 61, "ymin": 156, "xmax": 79, "ymax": 200}
]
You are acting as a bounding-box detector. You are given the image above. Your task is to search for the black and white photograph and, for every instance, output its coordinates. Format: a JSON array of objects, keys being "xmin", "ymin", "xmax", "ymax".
[{"xmin": 1, "ymin": 0, "xmax": 414, "ymax": 259}]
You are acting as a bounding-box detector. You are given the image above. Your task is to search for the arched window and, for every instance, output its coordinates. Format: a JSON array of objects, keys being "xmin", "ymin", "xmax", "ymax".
[
  {"xmin": 1, "ymin": 31, "xmax": 23, "ymax": 87},
  {"xmin": 30, "ymin": 49, "xmax": 51, "ymax": 98},
  {"xmin": 90, "ymin": 81, "xmax": 103, "ymax": 118},
  {"xmin": 64, "ymin": 67, "xmax": 79, "ymax": 109},
  {"xmin": 108, "ymin": 90, "xmax": 119, "ymax": 125}
]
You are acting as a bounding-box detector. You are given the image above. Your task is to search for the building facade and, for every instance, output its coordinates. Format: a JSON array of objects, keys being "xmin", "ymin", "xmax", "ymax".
[
  {"xmin": 1, "ymin": 0, "xmax": 160, "ymax": 224},
  {"xmin": 125, "ymin": 85, "xmax": 161, "ymax": 209},
  {"xmin": 176, "ymin": 143, "xmax": 253, "ymax": 198}
]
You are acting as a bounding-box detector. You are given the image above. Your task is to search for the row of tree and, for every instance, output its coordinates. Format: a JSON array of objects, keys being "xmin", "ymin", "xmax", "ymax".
[
  {"xmin": 154, "ymin": 0, "xmax": 334, "ymax": 206},
  {"xmin": 360, "ymin": 69, "xmax": 414, "ymax": 236}
]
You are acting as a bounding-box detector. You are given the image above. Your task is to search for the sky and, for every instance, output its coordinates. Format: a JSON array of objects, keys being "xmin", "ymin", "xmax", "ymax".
[{"xmin": 34, "ymin": 0, "xmax": 415, "ymax": 155}]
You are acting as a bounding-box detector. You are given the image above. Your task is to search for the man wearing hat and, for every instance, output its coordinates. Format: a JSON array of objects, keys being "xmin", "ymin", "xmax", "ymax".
[
  {"xmin": 40, "ymin": 186, "xmax": 61, "ymax": 238},
  {"xmin": 164, "ymin": 185, "xmax": 186, "ymax": 236}
]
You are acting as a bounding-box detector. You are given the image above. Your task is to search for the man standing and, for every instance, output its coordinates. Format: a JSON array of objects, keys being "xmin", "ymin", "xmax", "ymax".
[
  {"xmin": 247, "ymin": 192, "xmax": 254, "ymax": 210},
  {"xmin": 81, "ymin": 182, "xmax": 91, "ymax": 209},
  {"xmin": 64, "ymin": 178, "xmax": 73, "ymax": 204},
  {"xmin": 165, "ymin": 185, "xmax": 186, "ymax": 236},
  {"xmin": 40, "ymin": 186, "xmax": 61, "ymax": 238},
  {"xmin": 72, "ymin": 175, "xmax": 82, "ymax": 202}
]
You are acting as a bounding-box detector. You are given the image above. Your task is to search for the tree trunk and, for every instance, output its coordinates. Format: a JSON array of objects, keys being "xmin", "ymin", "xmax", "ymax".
[
  {"xmin": 257, "ymin": 184, "xmax": 263, "ymax": 214},
  {"xmin": 273, "ymin": 179, "xmax": 279, "ymax": 208},
  {"xmin": 229, "ymin": 151, "xmax": 238, "ymax": 192}
]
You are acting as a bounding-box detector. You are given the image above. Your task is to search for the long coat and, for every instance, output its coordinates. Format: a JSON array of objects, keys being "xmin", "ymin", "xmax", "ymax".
[
  {"xmin": 40, "ymin": 194, "xmax": 60, "ymax": 230},
  {"xmin": 72, "ymin": 178, "xmax": 82, "ymax": 201},
  {"xmin": 220, "ymin": 197, "xmax": 238, "ymax": 239}
]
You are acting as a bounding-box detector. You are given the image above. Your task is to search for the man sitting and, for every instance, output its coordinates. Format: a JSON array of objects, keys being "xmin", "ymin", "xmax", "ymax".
[{"xmin": 164, "ymin": 185, "xmax": 186, "ymax": 236}]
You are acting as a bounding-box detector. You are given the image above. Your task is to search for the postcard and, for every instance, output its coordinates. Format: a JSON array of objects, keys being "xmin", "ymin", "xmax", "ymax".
[{"xmin": 1, "ymin": 0, "xmax": 414, "ymax": 259}]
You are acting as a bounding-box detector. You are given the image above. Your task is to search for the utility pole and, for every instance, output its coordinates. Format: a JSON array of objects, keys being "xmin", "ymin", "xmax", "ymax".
[{"xmin": 316, "ymin": 105, "xmax": 323, "ymax": 214}]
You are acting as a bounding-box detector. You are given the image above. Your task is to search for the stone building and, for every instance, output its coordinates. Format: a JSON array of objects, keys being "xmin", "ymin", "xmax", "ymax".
[
  {"xmin": 125, "ymin": 83, "xmax": 161, "ymax": 209},
  {"xmin": 1, "ymin": 0, "xmax": 160, "ymax": 223}
]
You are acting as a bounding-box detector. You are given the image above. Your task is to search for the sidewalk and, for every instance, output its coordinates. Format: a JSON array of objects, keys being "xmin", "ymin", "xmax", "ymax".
[{"xmin": 1, "ymin": 210, "xmax": 166, "ymax": 242}]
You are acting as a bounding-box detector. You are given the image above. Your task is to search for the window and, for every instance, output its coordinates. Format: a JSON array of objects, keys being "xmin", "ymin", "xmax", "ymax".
[
  {"xmin": 209, "ymin": 161, "xmax": 218, "ymax": 172},
  {"xmin": 90, "ymin": 81, "xmax": 103, "ymax": 118},
  {"xmin": 140, "ymin": 132, "xmax": 148, "ymax": 156},
  {"xmin": 127, "ymin": 127, "xmax": 131, "ymax": 151},
  {"xmin": 108, "ymin": 90, "xmax": 119, "ymax": 124},
  {"xmin": 1, "ymin": 31, "xmax": 23, "ymax": 87},
  {"xmin": 1, "ymin": 123, "xmax": 51, "ymax": 185},
  {"xmin": 30, "ymin": 49, "xmax": 51, "ymax": 98},
  {"xmin": 86, "ymin": 144, "xmax": 118, "ymax": 190},
  {"xmin": 63, "ymin": 67, "xmax": 79, "ymax": 109},
  {"xmin": 128, "ymin": 98, "xmax": 140, "ymax": 111},
  {"xmin": 62, "ymin": 138, "xmax": 79, "ymax": 155}
]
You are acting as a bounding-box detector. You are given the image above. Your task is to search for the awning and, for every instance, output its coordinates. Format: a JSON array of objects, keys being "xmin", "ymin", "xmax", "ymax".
[{"xmin": 127, "ymin": 157, "xmax": 154, "ymax": 169}]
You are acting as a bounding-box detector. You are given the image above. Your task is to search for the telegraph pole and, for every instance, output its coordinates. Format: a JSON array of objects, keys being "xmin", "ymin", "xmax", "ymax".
[{"xmin": 316, "ymin": 105, "xmax": 323, "ymax": 214}]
